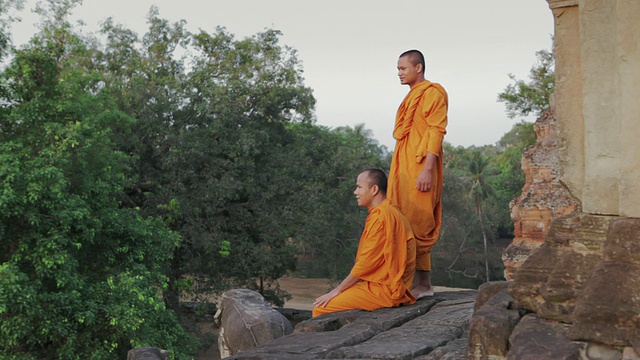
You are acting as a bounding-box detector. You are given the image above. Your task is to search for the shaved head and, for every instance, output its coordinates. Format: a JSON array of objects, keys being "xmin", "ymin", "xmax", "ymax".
[
  {"xmin": 399, "ymin": 49, "xmax": 426, "ymax": 75},
  {"xmin": 360, "ymin": 168, "xmax": 388, "ymax": 196}
]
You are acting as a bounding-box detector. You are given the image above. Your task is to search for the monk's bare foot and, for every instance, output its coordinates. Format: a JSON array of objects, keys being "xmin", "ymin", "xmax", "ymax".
[{"xmin": 412, "ymin": 286, "xmax": 435, "ymax": 299}]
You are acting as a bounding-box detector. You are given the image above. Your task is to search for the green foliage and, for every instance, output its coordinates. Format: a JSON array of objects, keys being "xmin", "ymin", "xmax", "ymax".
[
  {"xmin": 0, "ymin": 8, "xmax": 194, "ymax": 359},
  {"xmin": 498, "ymin": 47, "xmax": 555, "ymax": 119},
  {"xmin": 433, "ymin": 145, "xmax": 503, "ymax": 286},
  {"xmin": 94, "ymin": 12, "xmax": 318, "ymax": 307},
  {"xmin": 434, "ymin": 119, "xmax": 536, "ymax": 287},
  {"xmin": 93, "ymin": 9, "xmax": 390, "ymax": 304},
  {"xmin": 285, "ymin": 123, "xmax": 390, "ymax": 280},
  {"xmin": 434, "ymin": 43, "xmax": 548, "ymax": 286},
  {"xmin": 0, "ymin": 0, "xmax": 25, "ymax": 58},
  {"xmin": 489, "ymin": 121, "xmax": 536, "ymax": 236}
]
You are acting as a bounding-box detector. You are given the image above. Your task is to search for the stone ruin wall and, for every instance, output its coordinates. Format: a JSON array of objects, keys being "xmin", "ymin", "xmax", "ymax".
[
  {"xmin": 476, "ymin": 1, "xmax": 640, "ymax": 358},
  {"xmin": 502, "ymin": 107, "xmax": 580, "ymax": 280}
]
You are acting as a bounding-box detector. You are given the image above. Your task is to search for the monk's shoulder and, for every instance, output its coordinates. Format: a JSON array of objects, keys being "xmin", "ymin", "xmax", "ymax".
[
  {"xmin": 377, "ymin": 202, "xmax": 406, "ymax": 224},
  {"xmin": 369, "ymin": 202, "xmax": 395, "ymax": 220},
  {"xmin": 385, "ymin": 203, "xmax": 412, "ymax": 228},
  {"xmin": 425, "ymin": 82, "xmax": 448, "ymax": 100},
  {"xmin": 365, "ymin": 206, "xmax": 386, "ymax": 231},
  {"xmin": 368, "ymin": 204, "xmax": 385, "ymax": 219}
]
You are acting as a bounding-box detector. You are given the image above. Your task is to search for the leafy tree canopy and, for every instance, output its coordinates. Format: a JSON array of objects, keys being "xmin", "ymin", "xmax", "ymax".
[
  {"xmin": 498, "ymin": 47, "xmax": 554, "ymax": 119},
  {"xmin": 0, "ymin": 14, "xmax": 195, "ymax": 359}
]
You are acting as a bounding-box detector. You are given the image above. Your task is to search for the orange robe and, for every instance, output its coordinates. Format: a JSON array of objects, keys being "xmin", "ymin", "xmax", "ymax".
[
  {"xmin": 388, "ymin": 80, "xmax": 448, "ymax": 271},
  {"xmin": 312, "ymin": 199, "xmax": 416, "ymax": 317}
]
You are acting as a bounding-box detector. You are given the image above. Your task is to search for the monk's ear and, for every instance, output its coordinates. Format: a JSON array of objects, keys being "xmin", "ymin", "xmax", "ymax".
[
  {"xmin": 416, "ymin": 63, "xmax": 423, "ymax": 74},
  {"xmin": 371, "ymin": 184, "xmax": 379, "ymax": 196}
]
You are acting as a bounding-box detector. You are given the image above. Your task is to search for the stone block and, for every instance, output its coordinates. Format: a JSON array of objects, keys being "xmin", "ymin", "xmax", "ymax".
[
  {"xmin": 327, "ymin": 300, "xmax": 474, "ymax": 359},
  {"xmin": 127, "ymin": 347, "xmax": 169, "ymax": 360},
  {"xmin": 473, "ymin": 281, "xmax": 511, "ymax": 311},
  {"xmin": 509, "ymin": 213, "xmax": 614, "ymax": 322},
  {"xmin": 568, "ymin": 218, "xmax": 640, "ymax": 347},
  {"xmin": 467, "ymin": 289, "xmax": 521, "ymax": 360},
  {"xmin": 507, "ymin": 314, "xmax": 582, "ymax": 360},
  {"xmin": 217, "ymin": 289, "xmax": 293, "ymax": 357}
]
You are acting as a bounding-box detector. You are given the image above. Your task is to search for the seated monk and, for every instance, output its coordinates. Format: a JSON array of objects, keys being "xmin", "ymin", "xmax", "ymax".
[{"xmin": 312, "ymin": 169, "xmax": 416, "ymax": 317}]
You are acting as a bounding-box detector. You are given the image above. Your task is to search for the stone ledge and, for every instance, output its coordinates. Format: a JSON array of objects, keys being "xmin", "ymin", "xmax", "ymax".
[{"xmin": 225, "ymin": 290, "xmax": 477, "ymax": 359}]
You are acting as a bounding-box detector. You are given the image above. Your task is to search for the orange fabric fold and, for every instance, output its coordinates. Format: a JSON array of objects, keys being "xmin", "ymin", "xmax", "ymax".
[
  {"xmin": 312, "ymin": 200, "xmax": 416, "ymax": 317},
  {"xmin": 388, "ymin": 80, "xmax": 448, "ymax": 271}
]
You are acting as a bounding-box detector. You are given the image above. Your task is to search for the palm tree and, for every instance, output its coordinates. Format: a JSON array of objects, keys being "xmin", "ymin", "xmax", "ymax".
[{"xmin": 464, "ymin": 150, "xmax": 496, "ymax": 282}]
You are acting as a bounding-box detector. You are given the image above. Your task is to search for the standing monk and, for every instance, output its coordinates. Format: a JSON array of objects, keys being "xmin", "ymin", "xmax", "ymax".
[
  {"xmin": 388, "ymin": 49, "xmax": 448, "ymax": 299},
  {"xmin": 312, "ymin": 169, "xmax": 416, "ymax": 317}
]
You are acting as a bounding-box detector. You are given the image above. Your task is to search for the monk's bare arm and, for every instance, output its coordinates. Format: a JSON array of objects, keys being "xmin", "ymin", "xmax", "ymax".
[
  {"xmin": 415, "ymin": 86, "xmax": 447, "ymax": 192},
  {"xmin": 313, "ymin": 274, "xmax": 362, "ymax": 308},
  {"xmin": 416, "ymin": 152, "xmax": 437, "ymax": 192}
]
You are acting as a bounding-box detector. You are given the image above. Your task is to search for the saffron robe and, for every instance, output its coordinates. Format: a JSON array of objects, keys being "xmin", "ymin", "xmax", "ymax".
[
  {"xmin": 312, "ymin": 199, "xmax": 416, "ymax": 317},
  {"xmin": 388, "ymin": 80, "xmax": 448, "ymax": 271}
]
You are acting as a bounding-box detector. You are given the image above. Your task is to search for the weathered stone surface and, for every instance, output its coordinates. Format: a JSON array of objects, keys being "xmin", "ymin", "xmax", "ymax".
[
  {"xmin": 582, "ymin": 342, "xmax": 623, "ymax": 360},
  {"xmin": 473, "ymin": 281, "xmax": 511, "ymax": 312},
  {"xmin": 467, "ymin": 288, "xmax": 521, "ymax": 360},
  {"xmin": 327, "ymin": 299, "xmax": 473, "ymax": 359},
  {"xmin": 569, "ymin": 219, "xmax": 640, "ymax": 347},
  {"xmin": 419, "ymin": 298, "xmax": 475, "ymax": 328},
  {"xmin": 536, "ymin": 250, "xmax": 601, "ymax": 321},
  {"xmin": 634, "ymin": 336, "xmax": 640, "ymax": 357},
  {"xmin": 602, "ymin": 218, "xmax": 640, "ymax": 266},
  {"xmin": 569, "ymin": 261, "xmax": 640, "ymax": 346},
  {"xmin": 503, "ymin": 109, "xmax": 581, "ymax": 280},
  {"xmin": 413, "ymin": 333, "xmax": 468, "ymax": 360},
  {"xmin": 623, "ymin": 346, "xmax": 640, "ymax": 360},
  {"xmin": 230, "ymin": 298, "xmax": 440, "ymax": 359},
  {"xmin": 217, "ymin": 289, "xmax": 293, "ymax": 357},
  {"xmin": 225, "ymin": 290, "xmax": 476, "ymax": 360},
  {"xmin": 276, "ymin": 307, "xmax": 312, "ymax": 325},
  {"xmin": 507, "ymin": 314, "xmax": 583, "ymax": 360},
  {"xmin": 509, "ymin": 213, "xmax": 614, "ymax": 322},
  {"xmin": 328, "ymin": 323, "xmax": 462, "ymax": 359},
  {"xmin": 577, "ymin": 0, "xmax": 640, "ymax": 217},
  {"xmin": 294, "ymin": 309, "xmax": 362, "ymax": 333},
  {"xmin": 294, "ymin": 298, "xmax": 438, "ymax": 334},
  {"xmin": 502, "ymin": 239, "xmax": 545, "ymax": 281},
  {"xmin": 127, "ymin": 347, "xmax": 169, "ymax": 360},
  {"xmin": 229, "ymin": 324, "xmax": 380, "ymax": 358}
]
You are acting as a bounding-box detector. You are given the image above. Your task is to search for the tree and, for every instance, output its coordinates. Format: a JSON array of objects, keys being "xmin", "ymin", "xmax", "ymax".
[
  {"xmin": 431, "ymin": 143, "xmax": 507, "ymax": 288},
  {"xmin": 498, "ymin": 47, "xmax": 555, "ymax": 119},
  {"xmin": 0, "ymin": 0, "xmax": 25, "ymax": 56},
  {"xmin": 463, "ymin": 150, "xmax": 497, "ymax": 282},
  {"xmin": 94, "ymin": 11, "xmax": 319, "ymax": 307},
  {"xmin": 0, "ymin": 14, "xmax": 194, "ymax": 359},
  {"xmin": 285, "ymin": 123, "xmax": 390, "ymax": 281},
  {"xmin": 489, "ymin": 121, "xmax": 536, "ymax": 236},
  {"xmin": 433, "ymin": 46, "xmax": 554, "ymax": 288},
  {"xmin": 436, "ymin": 157, "xmax": 482, "ymax": 286}
]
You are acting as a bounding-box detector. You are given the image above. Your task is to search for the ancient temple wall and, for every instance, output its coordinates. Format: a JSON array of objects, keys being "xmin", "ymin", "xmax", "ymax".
[
  {"xmin": 550, "ymin": 0, "xmax": 640, "ymax": 218},
  {"xmin": 549, "ymin": 1, "xmax": 584, "ymax": 204},
  {"xmin": 580, "ymin": 0, "xmax": 621, "ymax": 215},
  {"xmin": 617, "ymin": 0, "xmax": 640, "ymax": 218},
  {"xmin": 472, "ymin": 2, "xmax": 640, "ymax": 357}
]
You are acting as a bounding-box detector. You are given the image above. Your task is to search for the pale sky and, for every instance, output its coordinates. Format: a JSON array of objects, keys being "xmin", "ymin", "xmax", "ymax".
[{"xmin": 9, "ymin": 0, "xmax": 554, "ymax": 149}]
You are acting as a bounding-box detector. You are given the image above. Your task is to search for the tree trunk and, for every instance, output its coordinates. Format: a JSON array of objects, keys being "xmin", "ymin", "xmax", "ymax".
[{"xmin": 477, "ymin": 204, "xmax": 490, "ymax": 282}]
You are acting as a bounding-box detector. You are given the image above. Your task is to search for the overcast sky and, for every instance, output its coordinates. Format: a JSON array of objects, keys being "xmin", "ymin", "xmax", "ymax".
[{"xmin": 9, "ymin": 0, "xmax": 554, "ymax": 149}]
